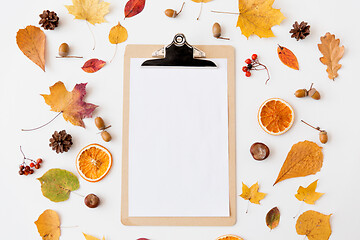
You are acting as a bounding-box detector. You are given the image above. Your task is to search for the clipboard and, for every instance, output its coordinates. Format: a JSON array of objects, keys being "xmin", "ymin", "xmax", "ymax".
[{"xmin": 122, "ymin": 34, "xmax": 236, "ymax": 226}]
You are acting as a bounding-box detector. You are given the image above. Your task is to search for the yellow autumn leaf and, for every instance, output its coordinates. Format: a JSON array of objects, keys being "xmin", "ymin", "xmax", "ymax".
[
  {"xmin": 295, "ymin": 180, "xmax": 324, "ymax": 205},
  {"xmin": 236, "ymin": 0, "xmax": 285, "ymax": 38},
  {"xmin": 83, "ymin": 233, "xmax": 105, "ymax": 240},
  {"xmin": 109, "ymin": 22, "xmax": 128, "ymax": 44},
  {"xmin": 65, "ymin": 0, "xmax": 110, "ymax": 25},
  {"xmin": 34, "ymin": 209, "xmax": 61, "ymax": 240},
  {"xmin": 240, "ymin": 182, "xmax": 266, "ymax": 204},
  {"xmin": 296, "ymin": 210, "xmax": 332, "ymax": 240}
]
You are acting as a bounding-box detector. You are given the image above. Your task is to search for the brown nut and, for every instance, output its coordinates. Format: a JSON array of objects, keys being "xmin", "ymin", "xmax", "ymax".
[
  {"xmin": 101, "ymin": 131, "xmax": 112, "ymax": 142},
  {"xmin": 319, "ymin": 131, "xmax": 328, "ymax": 144},
  {"xmin": 308, "ymin": 88, "xmax": 320, "ymax": 100},
  {"xmin": 84, "ymin": 194, "xmax": 100, "ymax": 208},
  {"xmin": 95, "ymin": 117, "xmax": 105, "ymax": 130},
  {"xmin": 250, "ymin": 142, "xmax": 270, "ymax": 161},
  {"xmin": 58, "ymin": 43, "xmax": 69, "ymax": 57},
  {"xmin": 212, "ymin": 22, "xmax": 221, "ymax": 38},
  {"xmin": 294, "ymin": 89, "xmax": 308, "ymax": 98}
]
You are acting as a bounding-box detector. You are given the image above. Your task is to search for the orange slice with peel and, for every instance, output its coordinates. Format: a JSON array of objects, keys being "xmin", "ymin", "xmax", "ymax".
[
  {"xmin": 76, "ymin": 144, "xmax": 112, "ymax": 182},
  {"xmin": 216, "ymin": 234, "xmax": 244, "ymax": 240},
  {"xmin": 258, "ymin": 98, "xmax": 294, "ymax": 135}
]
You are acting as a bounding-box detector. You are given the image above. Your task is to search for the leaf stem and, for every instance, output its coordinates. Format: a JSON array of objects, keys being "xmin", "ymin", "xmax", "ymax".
[
  {"xmin": 245, "ymin": 200, "xmax": 250, "ymax": 214},
  {"xmin": 21, "ymin": 112, "xmax": 63, "ymax": 132},
  {"xmin": 197, "ymin": 2, "xmax": 203, "ymax": 20},
  {"xmin": 86, "ymin": 21, "xmax": 96, "ymax": 50},
  {"xmin": 211, "ymin": 10, "xmax": 240, "ymax": 15},
  {"xmin": 20, "ymin": 146, "xmax": 26, "ymax": 159},
  {"xmin": 72, "ymin": 191, "xmax": 85, "ymax": 198},
  {"xmin": 110, "ymin": 44, "xmax": 118, "ymax": 63},
  {"xmin": 178, "ymin": 2, "xmax": 185, "ymax": 15},
  {"xmin": 293, "ymin": 201, "xmax": 304, "ymax": 219},
  {"xmin": 216, "ymin": 36, "xmax": 230, "ymax": 40},
  {"xmin": 61, "ymin": 225, "xmax": 79, "ymax": 228},
  {"xmin": 301, "ymin": 120, "xmax": 321, "ymax": 132}
]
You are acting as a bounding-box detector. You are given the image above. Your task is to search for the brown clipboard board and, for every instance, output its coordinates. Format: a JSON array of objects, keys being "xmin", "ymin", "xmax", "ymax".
[{"xmin": 121, "ymin": 41, "xmax": 236, "ymax": 226}]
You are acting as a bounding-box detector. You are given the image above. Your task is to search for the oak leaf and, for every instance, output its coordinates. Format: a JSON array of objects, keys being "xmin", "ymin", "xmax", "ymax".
[
  {"xmin": 65, "ymin": 0, "xmax": 110, "ymax": 25},
  {"xmin": 236, "ymin": 0, "xmax": 285, "ymax": 38},
  {"xmin": 266, "ymin": 207, "xmax": 280, "ymax": 230},
  {"xmin": 82, "ymin": 59, "xmax": 106, "ymax": 73},
  {"xmin": 16, "ymin": 25, "xmax": 46, "ymax": 71},
  {"xmin": 296, "ymin": 210, "xmax": 332, "ymax": 240},
  {"xmin": 277, "ymin": 45, "xmax": 299, "ymax": 70},
  {"xmin": 37, "ymin": 168, "xmax": 80, "ymax": 202},
  {"xmin": 318, "ymin": 32, "xmax": 344, "ymax": 80},
  {"xmin": 295, "ymin": 180, "xmax": 324, "ymax": 204},
  {"xmin": 124, "ymin": 0, "xmax": 145, "ymax": 19},
  {"xmin": 83, "ymin": 233, "xmax": 105, "ymax": 240},
  {"xmin": 41, "ymin": 81, "xmax": 98, "ymax": 127},
  {"xmin": 34, "ymin": 209, "xmax": 61, "ymax": 240},
  {"xmin": 274, "ymin": 141, "xmax": 323, "ymax": 185},
  {"xmin": 240, "ymin": 182, "xmax": 266, "ymax": 204}
]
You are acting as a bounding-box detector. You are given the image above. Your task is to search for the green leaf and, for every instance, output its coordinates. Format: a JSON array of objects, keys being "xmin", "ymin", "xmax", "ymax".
[
  {"xmin": 37, "ymin": 168, "xmax": 79, "ymax": 202},
  {"xmin": 266, "ymin": 207, "xmax": 280, "ymax": 230}
]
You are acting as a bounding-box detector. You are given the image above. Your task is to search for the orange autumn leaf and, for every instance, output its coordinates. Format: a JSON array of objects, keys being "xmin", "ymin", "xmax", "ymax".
[
  {"xmin": 295, "ymin": 180, "xmax": 324, "ymax": 205},
  {"xmin": 277, "ymin": 45, "xmax": 299, "ymax": 70},
  {"xmin": 34, "ymin": 209, "xmax": 61, "ymax": 240},
  {"xmin": 16, "ymin": 25, "xmax": 46, "ymax": 71},
  {"xmin": 274, "ymin": 141, "xmax": 323, "ymax": 185},
  {"xmin": 41, "ymin": 81, "xmax": 98, "ymax": 127},
  {"xmin": 318, "ymin": 32, "xmax": 344, "ymax": 80},
  {"xmin": 296, "ymin": 210, "xmax": 332, "ymax": 240}
]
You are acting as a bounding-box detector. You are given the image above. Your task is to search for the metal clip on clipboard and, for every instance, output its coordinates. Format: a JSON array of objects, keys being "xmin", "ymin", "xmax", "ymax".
[{"xmin": 141, "ymin": 33, "xmax": 217, "ymax": 68}]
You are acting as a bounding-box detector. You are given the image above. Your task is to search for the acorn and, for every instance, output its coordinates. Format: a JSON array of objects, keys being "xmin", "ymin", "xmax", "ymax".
[
  {"xmin": 165, "ymin": 2, "xmax": 185, "ymax": 18},
  {"xmin": 294, "ymin": 89, "xmax": 308, "ymax": 98},
  {"xmin": 95, "ymin": 117, "xmax": 105, "ymax": 130},
  {"xmin": 58, "ymin": 43, "xmax": 69, "ymax": 57},
  {"xmin": 212, "ymin": 23, "xmax": 230, "ymax": 40},
  {"xmin": 308, "ymin": 88, "xmax": 320, "ymax": 100},
  {"xmin": 101, "ymin": 131, "xmax": 112, "ymax": 142},
  {"xmin": 319, "ymin": 131, "xmax": 328, "ymax": 144}
]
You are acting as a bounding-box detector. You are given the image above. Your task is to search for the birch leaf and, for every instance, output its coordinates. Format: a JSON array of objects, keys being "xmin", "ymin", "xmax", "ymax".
[
  {"xmin": 34, "ymin": 209, "xmax": 61, "ymax": 240},
  {"xmin": 296, "ymin": 210, "xmax": 332, "ymax": 240}
]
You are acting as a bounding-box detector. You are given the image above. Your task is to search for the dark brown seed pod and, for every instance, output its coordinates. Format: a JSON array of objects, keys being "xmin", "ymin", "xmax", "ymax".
[
  {"xmin": 294, "ymin": 89, "xmax": 308, "ymax": 98},
  {"xmin": 165, "ymin": 2, "xmax": 185, "ymax": 18},
  {"xmin": 250, "ymin": 142, "xmax": 270, "ymax": 161},
  {"xmin": 84, "ymin": 194, "xmax": 100, "ymax": 208},
  {"xmin": 308, "ymin": 88, "xmax": 320, "ymax": 100},
  {"xmin": 319, "ymin": 131, "xmax": 328, "ymax": 144}
]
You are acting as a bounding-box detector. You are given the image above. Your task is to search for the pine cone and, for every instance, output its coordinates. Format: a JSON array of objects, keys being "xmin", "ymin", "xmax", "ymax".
[
  {"xmin": 39, "ymin": 10, "xmax": 59, "ymax": 30},
  {"xmin": 49, "ymin": 130, "xmax": 73, "ymax": 154},
  {"xmin": 289, "ymin": 21, "xmax": 310, "ymax": 41}
]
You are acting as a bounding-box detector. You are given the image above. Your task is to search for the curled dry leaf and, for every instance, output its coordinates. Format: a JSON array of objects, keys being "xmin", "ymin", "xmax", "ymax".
[
  {"xmin": 65, "ymin": 0, "xmax": 110, "ymax": 25},
  {"xmin": 83, "ymin": 233, "xmax": 105, "ymax": 240},
  {"xmin": 240, "ymin": 182, "xmax": 266, "ymax": 204},
  {"xmin": 318, "ymin": 32, "xmax": 344, "ymax": 80},
  {"xmin": 277, "ymin": 45, "xmax": 299, "ymax": 70},
  {"xmin": 16, "ymin": 25, "xmax": 45, "ymax": 71},
  {"xmin": 236, "ymin": 0, "xmax": 285, "ymax": 38},
  {"xmin": 266, "ymin": 207, "xmax": 280, "ymax": 230},
  {"xmin": 124, "ymin": 0, "xmax": 146, "ymax": 19},
  {"xmin": 41, "ymin": 81, "xmax": 98, "ymax": 127},
  {"xmin": 37, "ymin": 168, "xmax": 80, "ymax": 202},
  {"xmin": 295, "ymin": 180, "xmax": 324, "ymax": 205},
  {"xmin": 35, "ymin": 209, "xmax": 61, "ymax": 240},
  {"xmin": 296, "ymin": 210, "xmax": 332, "ymax": 240},
  {"xmin": 82, "ymin": 58, "xmax": 106, "ymax": 73},
  {"xmin": 274, "ymin": 141, "xmax": 323, "ymax": 185}
]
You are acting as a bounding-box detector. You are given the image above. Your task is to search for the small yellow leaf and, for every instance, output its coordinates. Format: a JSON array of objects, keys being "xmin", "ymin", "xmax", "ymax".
[
  {"xmin": 191, "ymin": 0, "xmax": 212, "ymax": 2},
  {"xmin": 65, "ymin": 0, "xmax": 110, "ymax": 25},
  {"xmin": 236, "ymin": 0, "xmax": 285, "ymax": 38},
  {"xmin": 83, "ymin": 233, "xmax": 105, "ymax": 240},
  {"xmin": 109, "ymin": 22, "xmax": 128, "ymax": 44},
  {"xmin": 296, "ymin": 210, "xmax": 332, "ymax": 240},
  {"xmin": 240, "ymin": 182, "xmax": 266, "ymax": 204},
  {"xmin": 34, "ymin": 209, "xmax": 61, "ymax": 240},
  {"xmin": 295, "ymin": 180, "xmax": 324, "ymax": 205}
]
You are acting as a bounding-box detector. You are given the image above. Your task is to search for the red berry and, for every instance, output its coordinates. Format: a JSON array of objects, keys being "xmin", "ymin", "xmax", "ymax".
[
  {"xmin": 25, "ymin": 166, "xmax": 30, "ymax": 171},
  {"xmin": 37, "ymin": 158, "xmax": 43, "ymax": 164},
  {"xmin": 242, "ymin": 66, "xmax": 248, "ymax": 72},
  {"xmin": 245, "ymin": 58, "xmax": 252, "ymax": 64},
  {"xmin": 245, "ymin": 71, "xmax": 251, "ymax": 77},
  {"xmin": 30, "ymin": 163, "xmax": 35, "ymax": 168},
  {"xmin": 29, "ymin": 169, "xmax": 34, "ymax": 174},
  {"xmin": 251, "ymin": 54, "xmax": 258, "ymax": 60},
  {"xmin": 19, "ymin": 170, "xmax": 24, "ymax": 175},
  {"xmin": 19, "ymin": 165, "xmax": 24, "ymax": 170},
  {"xmin": 24, "ymin": 171, "xmax": 29, "ymax": 176},
  {"xmin": 35, "ymin": 164, "xmax": 40, "ymax": 169}
]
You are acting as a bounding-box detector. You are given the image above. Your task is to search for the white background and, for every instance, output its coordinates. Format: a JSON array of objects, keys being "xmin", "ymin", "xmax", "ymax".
[{"xmin": 1, "ymin": 0, "xmax": 360, "ymax": 239}]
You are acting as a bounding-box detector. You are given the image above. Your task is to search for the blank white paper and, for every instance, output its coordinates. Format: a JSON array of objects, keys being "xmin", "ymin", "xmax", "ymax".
[{"xmin": 128, "ymin": 58, "xmax": 229, "ymax": 217}]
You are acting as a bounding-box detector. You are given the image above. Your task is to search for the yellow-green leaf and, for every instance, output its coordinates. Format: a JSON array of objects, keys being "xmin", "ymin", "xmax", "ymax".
[{"xmin": 266, "ymin": 207, "xmax": 280, "ymax": 230}]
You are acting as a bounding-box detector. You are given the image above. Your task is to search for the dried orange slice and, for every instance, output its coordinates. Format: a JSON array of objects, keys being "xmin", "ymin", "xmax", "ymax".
[
  {"xmin": 76, "ymin": 144, "xmax": 112, "ymax": 182},
  {"xmin": 258, "ymin": 98, "xmax": 294, "ymax": 135},
  {"xmin": 216, "ymin": 234, "xmax": 244, "ymax": 240}
]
